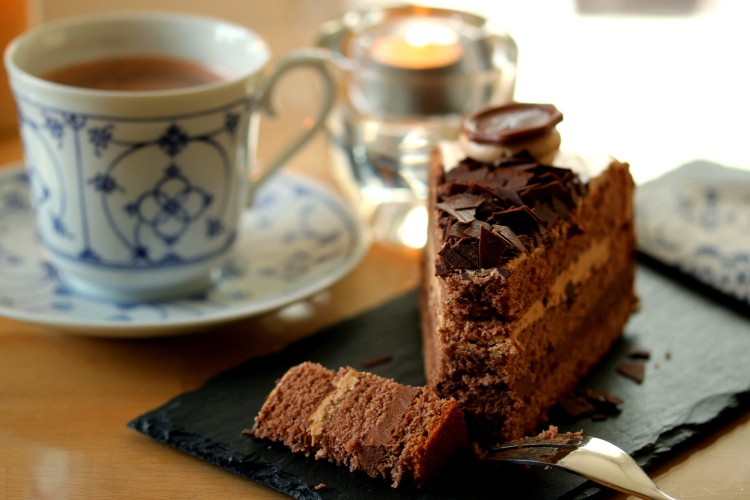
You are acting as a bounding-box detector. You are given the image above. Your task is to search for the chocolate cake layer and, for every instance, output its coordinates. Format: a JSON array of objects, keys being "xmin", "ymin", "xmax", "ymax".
[
  {"xmin": 252, "ymin": 362, "xmax": 468, "ymax": 487},
  {"xmin": 421, "ymin": 145, "xmax": 636, "ymax": 442}
]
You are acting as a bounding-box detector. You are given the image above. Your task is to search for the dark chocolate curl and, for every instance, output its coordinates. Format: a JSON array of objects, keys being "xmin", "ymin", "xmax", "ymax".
[
  {"xmin": 479, "ymin": 226, "xmax": 508, "ymax": 269},
  {"xmin": 493, "ymin": 225, "xmax": 527, "ymax": 253},
  {"xmin": 492, "ymin": 207, "xmax": 542, "ymax": 235},
  {"xmin": 454, "ymin": 244, "xmax": 480, "ymax": 268},
  {"xmin": 463, "ymin": 220, "xmax": 492, "ymax": 239},
  {"xmin": 438, "ymin": 242, "xmax": 473, "ymax": 269}
]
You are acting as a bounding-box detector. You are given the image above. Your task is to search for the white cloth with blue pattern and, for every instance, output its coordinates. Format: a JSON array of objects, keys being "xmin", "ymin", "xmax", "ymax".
[{"xmin": 636, "ymin": 160, "xmax": 750, "ymax": 305}]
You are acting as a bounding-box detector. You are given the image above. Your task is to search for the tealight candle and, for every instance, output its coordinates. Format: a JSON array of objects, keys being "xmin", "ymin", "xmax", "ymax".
[{"xmin": 370, "ymin": 23, "xmax": 463, "ymax": 70}]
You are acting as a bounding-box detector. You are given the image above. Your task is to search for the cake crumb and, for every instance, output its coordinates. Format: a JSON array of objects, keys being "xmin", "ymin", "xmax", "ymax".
[
  {"xmin": 314, "ymin": 484, "xmax": 326, "ymax": 490},
  {"xmin": 536, "ymin": 425, "xmax": 559, "ymax": 440},
  {"xmin": 665, "ymin": 349, "xmax": 672, "ymax": 360}
]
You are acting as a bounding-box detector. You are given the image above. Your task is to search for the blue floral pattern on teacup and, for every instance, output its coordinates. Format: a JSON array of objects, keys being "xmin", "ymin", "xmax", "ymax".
[{"xmin": 15, "ymin": 94, "xmax": 252, "ymax": 269}]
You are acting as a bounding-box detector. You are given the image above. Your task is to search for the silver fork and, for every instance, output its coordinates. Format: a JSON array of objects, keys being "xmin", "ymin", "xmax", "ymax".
[{"xmin": 483, "ymin": 434, "xmax": 677, "ymax": 500}]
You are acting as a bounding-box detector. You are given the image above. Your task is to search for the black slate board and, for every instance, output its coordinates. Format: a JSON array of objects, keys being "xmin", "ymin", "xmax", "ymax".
[{"xmin": 128, "ymin": 263, "xmax": 750, "ymax": 500}]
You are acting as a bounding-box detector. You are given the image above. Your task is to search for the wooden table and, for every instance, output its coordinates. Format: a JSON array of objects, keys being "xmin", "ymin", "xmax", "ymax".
[{"xmin": 2, "ymin": 1, "xmax": 750, "ymax": 498}]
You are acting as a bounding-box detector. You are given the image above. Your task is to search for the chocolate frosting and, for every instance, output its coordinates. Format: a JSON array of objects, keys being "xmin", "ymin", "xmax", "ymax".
[
  {"xmin": 462, "ymin": 103, "xmax": 563, "ymax": 146},
  {"xmin": 435, "ymin": 153, "xmax": 587, "ymax": 276}
]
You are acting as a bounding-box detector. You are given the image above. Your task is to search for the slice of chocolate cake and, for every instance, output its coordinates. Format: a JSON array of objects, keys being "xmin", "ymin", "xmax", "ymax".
[
  {"xmin": 251, "ymin": 362, "xmax": 468, "ymax": 488},
  {"xmin": 421, "ymin": 103, "xmax": 637, "ymax": 442}
]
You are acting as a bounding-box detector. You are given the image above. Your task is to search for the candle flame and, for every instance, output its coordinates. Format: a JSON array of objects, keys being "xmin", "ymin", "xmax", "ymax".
[
  {"xmin": 405, "ymin": 23, "xmax": 457, "ymax": 47},
  {"xmin": 406, "ymin": 25, "xmax": 431, "ymax": 47}
]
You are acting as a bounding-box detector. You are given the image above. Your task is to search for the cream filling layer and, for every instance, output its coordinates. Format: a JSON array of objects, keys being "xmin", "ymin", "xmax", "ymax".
[
  {"xmin": 510, "ymin": 236, "xmax": 612, "ymax": 338},
  {"xmin": 308, "ymin": 371, "xmax": 360, "ymax": 446}
]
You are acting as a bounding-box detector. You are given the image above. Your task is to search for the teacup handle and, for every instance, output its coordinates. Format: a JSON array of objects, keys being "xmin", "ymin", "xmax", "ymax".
[{"xmin": 250, "ymin": 49, "xmax": 336, "ymax": 200}]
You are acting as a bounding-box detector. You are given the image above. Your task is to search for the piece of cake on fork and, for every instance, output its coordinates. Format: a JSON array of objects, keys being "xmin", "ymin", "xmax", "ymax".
[{"xmin": 421, "ymin": 103, "xmax": 638, "ymax": 442}]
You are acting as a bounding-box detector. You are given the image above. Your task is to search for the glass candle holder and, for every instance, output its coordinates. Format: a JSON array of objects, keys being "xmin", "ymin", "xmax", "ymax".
[{"xmin": 318, "ymin": 5, "xmax": 517, "ymax": 247}]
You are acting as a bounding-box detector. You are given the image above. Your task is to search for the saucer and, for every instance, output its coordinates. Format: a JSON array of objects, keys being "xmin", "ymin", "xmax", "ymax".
[{"xmin": 0, "ymin": 164, "xmax": 369, "ymax": 337}]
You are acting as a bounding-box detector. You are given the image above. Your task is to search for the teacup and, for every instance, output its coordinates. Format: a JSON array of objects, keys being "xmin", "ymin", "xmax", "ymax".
[{"xmin": 4, "ymin": 12, "xmax": 335, "ymax": 301}]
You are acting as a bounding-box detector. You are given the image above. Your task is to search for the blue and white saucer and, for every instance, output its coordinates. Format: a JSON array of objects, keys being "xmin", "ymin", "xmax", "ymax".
[{"xmin": 0, "ymin": 165, "xmax": 368, "ymax": 337}]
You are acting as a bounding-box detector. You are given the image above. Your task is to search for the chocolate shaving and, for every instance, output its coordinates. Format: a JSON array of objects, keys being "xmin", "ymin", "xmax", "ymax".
[
  {"xmin": 555, "ymin": 388, "xmax": 624, "ymax": 422},
  {"xmin": 445, "ymin": 182, "xmax": 470, "ymax": 195},
  {"xmin": 362, "ymin": 355, "xmax": 393, "ymax": 367},
  {"xmin": 581, "ymin": 388, "xmax": 625, "ymax": 409},
  {"xmin": 522, "ymin": 181, "xmax": 576, "ymax": 209},
  {"xmin": 454, "ymin": 243, "xmax": 481, "ymax": 268},
  {"xmin": 463, "ymin": 220, "xmax": 492, "ymax": 239},
  {"xmin": 493, "ymin": 225, "xmax": 527, "ymax": 253},
  {"xmin": 492, "ymin": 207, "xmax": 542, "ymax": 235},
  {"xmin": 437, "ymin": 202, "xmax": 477, "ymax": 224},
  {"xmin": 456, "ymin": 208, "xmax": 476, "ymax": 223},
  {"xmin": 627, "ymin": 348, "xmax": 651, "ymax": 360},
  {"xmin": 617, "ymin": 360, "xmax": 645, "ymax": 383},
  {"xmin": 454, "ymin": 194, "xmax": 487, "ymax": 210},
  {"xmin": 490, "ymin": 186, "xmax": 523, "ymax": 207},
  {"xmin": 534, "ymin": 202, "xmax": 558, "ymax": 225},
  {"xmin": 450, "ymin": 222, "xmax": 471, "ymax": 238},
  {"xmin": 438, "ymin": 243, "xmax": 472, "ymax": 270},
  {"xmin": 559, "ymin": 398, "xmax": 596, "ymax": 419},
  {"xmin": 479, "ymin": 226, "xmax": 508, "ymax": 269},
  {"xmin": 504, "ymin": 175, "xmax": 530, "ymax": 190}
]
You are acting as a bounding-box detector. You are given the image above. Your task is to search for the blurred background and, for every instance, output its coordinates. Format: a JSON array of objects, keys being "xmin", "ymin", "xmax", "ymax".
[{"xmin": 2, "ymin": 0, "xmax": 748, "ymax": 187}]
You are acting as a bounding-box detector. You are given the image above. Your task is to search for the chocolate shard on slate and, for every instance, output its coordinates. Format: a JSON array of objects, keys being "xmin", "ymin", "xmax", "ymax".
[
  {"xmin": 582, "ymin": 388, "xmax": 625, "ymax": 407},
  {"xmin": 627, "ymin": 348, "xmax": 651, "ymax": 360},
  {"xmin": 362, "ymin": 355, "xmax": 393, "ymax": 367},
  {"xmin": 479, "ymin": 226, "xmax": 508, "ymax": 269},
  {"xmin": 617, "ymin": 360, "xmax": 646, "ymax": 384},
  {"xmin": 559, "ymin": 397, "xmax": 597, "ymax": 419}
]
